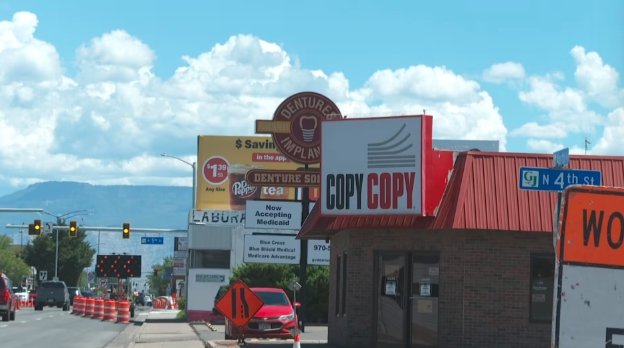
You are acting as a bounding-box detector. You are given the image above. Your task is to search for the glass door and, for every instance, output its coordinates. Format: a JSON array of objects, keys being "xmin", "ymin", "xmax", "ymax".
[
  {"xmin": 376, "ymin": 253, "xmax": 407, "ymax": 348},
  {"xmin": 409, "ymin": 252, "xmax": 439, "ymax": 347}
]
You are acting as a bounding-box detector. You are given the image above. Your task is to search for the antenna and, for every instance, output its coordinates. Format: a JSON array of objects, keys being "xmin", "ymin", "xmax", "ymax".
[{"xmin": 584, "ymin": 137, "xmax": 591, "ymax": 155}]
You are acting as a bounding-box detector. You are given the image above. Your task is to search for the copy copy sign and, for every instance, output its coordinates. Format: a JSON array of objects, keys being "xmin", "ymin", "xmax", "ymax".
[
  {"xmin": 554, "ymin": 186, "xmax": 624, "ymax": 347},
  {"xmin": 321, "ymin": 116, "xmax": 425, "ymax": 215}
]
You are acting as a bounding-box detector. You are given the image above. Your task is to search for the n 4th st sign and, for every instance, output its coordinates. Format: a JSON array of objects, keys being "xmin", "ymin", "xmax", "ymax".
[{"xmin": 518, "ymin": 166, "xmax": 601, "ymax": 192}]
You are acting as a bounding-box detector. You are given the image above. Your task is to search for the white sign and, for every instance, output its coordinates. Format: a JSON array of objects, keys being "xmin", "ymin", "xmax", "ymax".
[
  {"xmin": 321, "ymin": 116, "xmax": 424, "ymax": 215},
  {"xmin": 99, "ymin": 278, "xmax": 108, "ymax": 288},
  {"xmin": 189, "ymin": 210, "xmax": 245, "ymax": 225},
  {"xmin": 244, "ymin": 234, "xmax": 300, "ymax": 264},
  {"xmin": 39, "ymin": 270, "xmax": 47, "ymax": 281},
  {"xmin": 307, "ymin": 240, "xmax": 330, "ymax": 266},
  {"xmin": 44, "ymin": 222, "xmax": 52, "ymax": 234},
  {"xmin": 553, "ymin": 147, "xmax": 569, "ymax": 168},
  {"xmin": 173, "ymin": 258, "xmax": 186, "ymax": 276},
  {"xmin": 195, "ymin": 274, "xmax": 225, "ymax": 283},
  {"xmin": 245, "ymin": 200, "xmax": 302, "ymax": 230},
  {"xmin": 175, "ymin": 237, "xmax": 188, "ymax": 251},
  {"xmin": 558, "ymin": 265, "xmax": 624, "ymax": 347}
]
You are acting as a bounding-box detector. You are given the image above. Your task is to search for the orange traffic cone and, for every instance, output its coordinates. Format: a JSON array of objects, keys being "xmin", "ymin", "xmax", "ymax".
[{"xmin": 293, "ymin": 332, "xmax": 301, "ymax": 348}]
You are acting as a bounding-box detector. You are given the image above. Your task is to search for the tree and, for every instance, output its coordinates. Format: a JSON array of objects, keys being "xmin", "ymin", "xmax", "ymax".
[
  {"xmin": 22, "ymin": 226, "xmax": 95, "ymax": 286},
  {"xmin": 0, "ymin": 235, "xmax": 31, "ymax": 284},
  {"xmin": 147, "ymin": 257, "xmax": 173, "ymax": 296}
]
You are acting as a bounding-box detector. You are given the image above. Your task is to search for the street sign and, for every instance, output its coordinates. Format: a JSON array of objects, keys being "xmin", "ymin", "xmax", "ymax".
[
  {"xmin": 99, "ymin": 278, "xmax": 108, "ymax": 288},
  {"xmin": 214, "ymin": 279, "xmax": 264, "ymax": 327},
  {"xmin": 245, "ymin": 169, "xmax": 321, "ymax": 187},
  {"xmin": 553, "ymin": 147, "xmax": 569, "ymax": 168},
  {"xmin": 44, "ymin": 222, "xmax": 52, "ymax": 234},
  {"xmin": 87, "ymin": 271, "xmax": 95, "ymax": 283},
  {"xmin": 141, "ymin": 237, "xmax": 164, "ymax": 245},
  {"xmin": 39, "ymin": 270, "xmax": 47, "ymax": 281},
  {"xmin": 518, "ymin": 166, "xmax": 601, "ymax": 192}
]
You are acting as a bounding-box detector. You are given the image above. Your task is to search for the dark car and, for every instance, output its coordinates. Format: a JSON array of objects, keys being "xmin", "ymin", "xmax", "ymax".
[
  {"xmin": 80, "ymin": 289, "xmax": 96, "ymax": 298},
  {"xmin": 67, "ymin": 287, "xmax": 81, "ymax": 305},
  {"xmin": 0, "ymin": 273, "xmax": 17, "ymax": 321},
  {"xmin": 224, "ymin": 287, "xmax": 300, "ymax": 340},
  {"xmin": 34, "ymin": 280, "xmax": 70, "ymax": 311}
]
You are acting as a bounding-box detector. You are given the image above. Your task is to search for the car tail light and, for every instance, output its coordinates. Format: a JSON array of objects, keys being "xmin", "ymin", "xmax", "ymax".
[{"xmin": 1, "ymin": 289, "xmax": 8, "ymax": 304}]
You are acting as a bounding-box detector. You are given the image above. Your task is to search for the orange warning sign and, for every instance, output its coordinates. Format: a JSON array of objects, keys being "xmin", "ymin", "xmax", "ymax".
[
  {"xmin": 559, "ymin": 186, "xmax": 624, "ymax": 267},
  {"xmin": 214, "ymin": 279, "xmax": 264, "ymax": 327}
]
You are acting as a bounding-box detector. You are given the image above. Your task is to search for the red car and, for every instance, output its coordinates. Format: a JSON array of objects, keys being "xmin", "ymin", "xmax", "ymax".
[
  {"xmin": 225, "ymin": 287, "xmax": 299, "ymax": 340},
  {"xmin": 0, "ymin": 273, "xmax": 17, "ymax": 321}
]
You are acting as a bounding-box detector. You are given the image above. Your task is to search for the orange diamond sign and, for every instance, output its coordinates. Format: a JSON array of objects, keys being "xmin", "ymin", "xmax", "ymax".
[{"xmin": 215, "ymin": 279, "xmax": 264, "ymax": 327}]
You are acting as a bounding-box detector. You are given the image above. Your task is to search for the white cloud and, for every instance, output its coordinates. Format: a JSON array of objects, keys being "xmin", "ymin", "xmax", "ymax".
[
  {"xmin": 526, "ymin": 139, "xmax": 567, "ymax": 154},
  {"xmin": 76, "ymin": 30, "xmax": 156, "ymax": 82},
  {"xmin": 483, "ymin": 62, "xmax": 526, "ymax": 84},
  {"xmin": 591, "ymin": 108, "xmax": 624, "ymax": 155},
  {"xmin": 571, "ymin": 46, "xmax": 622, "ymax": 107},
  {"xmin": 354, "ymin": 65, "xmax": 507, "ymax": 149},
  {"xmin": 515, "ymin": 46, "xmax": 622, "ymax": 153}
]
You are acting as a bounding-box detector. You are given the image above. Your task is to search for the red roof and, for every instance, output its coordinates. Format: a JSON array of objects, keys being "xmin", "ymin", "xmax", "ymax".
[{"xmin": 298, "ymin": 151, "xmax": 624, "ymax": 238}]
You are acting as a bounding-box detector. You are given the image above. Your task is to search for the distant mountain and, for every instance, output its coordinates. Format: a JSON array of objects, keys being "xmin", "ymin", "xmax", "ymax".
[{"xmin": 0, "ymin": 181, "xmax": 191, "ymax": 287}]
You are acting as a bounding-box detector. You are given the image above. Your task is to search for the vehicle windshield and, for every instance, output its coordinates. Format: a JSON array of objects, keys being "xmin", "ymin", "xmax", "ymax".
[
  {"xmin": 255, "ymin": 291, "xmax": 289, "ymax": 306},
  {"xmin": 41, "ymin": 282, "xmax": 65, "ymax": 288}
]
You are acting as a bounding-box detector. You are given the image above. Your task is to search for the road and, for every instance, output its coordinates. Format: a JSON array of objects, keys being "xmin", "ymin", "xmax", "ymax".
[{"xmin": 0, "ymin": 307, "xmax": 130, "ymax": 348}]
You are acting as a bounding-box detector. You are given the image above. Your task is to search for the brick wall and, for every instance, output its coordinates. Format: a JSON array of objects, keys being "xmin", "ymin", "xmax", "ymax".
[{"xmin": 326, "ymin": 228, "xmax": 553, "ymax": 348}]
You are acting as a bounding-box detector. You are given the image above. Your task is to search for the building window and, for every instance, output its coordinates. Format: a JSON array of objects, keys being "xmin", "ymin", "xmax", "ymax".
[
  {"xmin": 335, "ymin": 255, "xmax": 341, "ymax": 316},
  {"xmin": 341, "ymin": 253, "xmax": 347, "ymax": 315},
  {"xmin": 189, "ymin": 250, "xmax": 230, "ymax": 269},
  {"xmin": 530, "ymin": 253, "xmax": 554, "ymax": 322}
]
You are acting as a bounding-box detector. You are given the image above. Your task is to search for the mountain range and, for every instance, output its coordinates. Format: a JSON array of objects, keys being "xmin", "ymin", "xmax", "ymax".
[{"xmin": 0, "ymin": 181, "xmax": 191, "ymax": 286}]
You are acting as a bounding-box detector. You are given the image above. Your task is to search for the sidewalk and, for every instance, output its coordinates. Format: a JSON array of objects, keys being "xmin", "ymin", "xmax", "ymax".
[
  {"xmin": 121, "ymin": 309, "xmax": 336, "ymax": 348},
  {"xmin": 127, "ymin": 310, "xmax": 205, "ymax": 348}
]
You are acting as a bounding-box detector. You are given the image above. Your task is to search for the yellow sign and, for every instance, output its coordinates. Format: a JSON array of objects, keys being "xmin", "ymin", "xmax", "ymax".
[{"xmin": 196, "ymin": 136, "xmax": 304, "ymax": 210}]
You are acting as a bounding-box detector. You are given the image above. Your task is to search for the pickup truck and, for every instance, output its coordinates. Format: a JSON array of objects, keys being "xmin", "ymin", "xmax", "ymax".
[{"xmin": 34, "ymin": 281, "xmax": 70, "ymax": 311}]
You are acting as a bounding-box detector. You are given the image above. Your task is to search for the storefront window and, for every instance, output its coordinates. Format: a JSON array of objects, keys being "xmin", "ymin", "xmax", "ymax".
[
  {"xmin": 530, "ymin": 254, "xmax": 554, "ymax": 322},
  {"xmin": 189, "ymin": 250, "xmax": 230, "ymax": 269}
]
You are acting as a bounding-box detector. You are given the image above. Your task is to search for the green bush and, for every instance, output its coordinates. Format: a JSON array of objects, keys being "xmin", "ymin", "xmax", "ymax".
[{"xmin": 230, "ymin": 263, "xmax": 329, "ymax": 323}]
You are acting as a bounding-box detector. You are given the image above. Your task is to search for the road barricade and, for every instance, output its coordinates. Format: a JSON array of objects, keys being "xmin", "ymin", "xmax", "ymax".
[
  {"xmin": 84, "ymin": 297, "xmax": 94, "ymax": 317},
  {"xmin": 116, "ymin": 300, "xmax": 130, "ymax": 324},
  {"xmin": 93, "ymin": 298, "xmax": 104, "ymax": 319},
  {"xmin": 102, "ymin": 300, "xmax": 116, "ymax": 322},
  {"xmin": 72, "ymin": 296, "xmax": 84, "ymax": 315}
]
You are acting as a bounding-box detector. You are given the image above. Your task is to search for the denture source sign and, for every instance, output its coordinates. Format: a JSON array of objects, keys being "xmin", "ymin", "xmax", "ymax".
[{"xmin": 321, "ymin": 116, "xmax": 425, "ymax": 215}]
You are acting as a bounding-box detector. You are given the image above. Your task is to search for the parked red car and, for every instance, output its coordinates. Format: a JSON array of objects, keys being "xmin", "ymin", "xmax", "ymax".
[
  {"xmin": 224, "ymin": 287, "xmax": 299, "ymax": 340},
  {"xmin": 0, "ymin": 273, "xmax": 17, "ymax": 321}
]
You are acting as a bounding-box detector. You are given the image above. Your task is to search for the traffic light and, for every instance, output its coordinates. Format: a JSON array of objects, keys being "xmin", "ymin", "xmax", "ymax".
[
  {"xmin": 28, "ymin": 219, "xmax": 42, "ymax": 236},
  {"xmin": 69, "ymin": 220, "xmax": 77, "ymax": 238},
  {"xmin": 122, "ymin": 223, "xmax": 130, "ymax": 239}
]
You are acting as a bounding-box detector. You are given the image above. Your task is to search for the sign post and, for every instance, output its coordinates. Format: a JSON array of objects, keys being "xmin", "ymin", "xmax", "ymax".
[
  {"xmin": 215, "ymin": 279, "xmax": 264, "ymax": 341},
  {"xmin": 255, "ymin": 91, "xmax": 342, "ymax": 331}
]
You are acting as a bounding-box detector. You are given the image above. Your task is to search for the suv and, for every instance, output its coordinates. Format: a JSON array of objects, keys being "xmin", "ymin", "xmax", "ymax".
[
  {"xmin": 0, "ymin": 273, "xmax": 17, "ymax": 321},
  {"xmin": 34, "ymin": 281, "xmax": 70, "ymax": 311}
]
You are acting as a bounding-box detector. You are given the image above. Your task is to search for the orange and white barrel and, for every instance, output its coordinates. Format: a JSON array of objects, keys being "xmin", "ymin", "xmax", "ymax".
[
  {"xmin": 84, "ymin": 297, "xmax": 94, "ymax": 317},
  {"xmin": 72, "ymin": 296, "xmax": 83, "ymax": 315},
  {"xmin": 93, "ymin": 298, "xmax": 104, "ymax": 319},
  {"xmin": 102, "ymin": 300, "xmax": 116, "ymax": 322},
  {"xmin": 116, "ymin": 300, "xmax": 130, "ymax": 324}
]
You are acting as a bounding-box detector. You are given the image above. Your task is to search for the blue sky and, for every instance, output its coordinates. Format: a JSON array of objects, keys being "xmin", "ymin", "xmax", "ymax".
[{"xmin": 0, "ymin": 0, "xmax": 622, "ymax": 196}]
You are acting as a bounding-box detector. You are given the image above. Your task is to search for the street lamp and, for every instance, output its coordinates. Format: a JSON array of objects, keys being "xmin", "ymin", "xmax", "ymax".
[
  {"xmin": 42, "ymin": 210, "xmax": 91, "ymax": 280},
  {"xmin": 160, "ymin": 153, "xmax": 196, "ymax": 210}
]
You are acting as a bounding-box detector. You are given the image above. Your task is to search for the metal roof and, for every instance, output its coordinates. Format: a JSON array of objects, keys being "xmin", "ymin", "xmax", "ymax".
[{"xmin": 298, "ymin": 151, "xmax": 624, "ymax": 239}]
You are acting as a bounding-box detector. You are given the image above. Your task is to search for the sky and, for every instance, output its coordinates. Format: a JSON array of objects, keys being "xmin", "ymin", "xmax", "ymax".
[{"xmin": 0, "ymin": 0, "xmax": 622, "ymax": 197}]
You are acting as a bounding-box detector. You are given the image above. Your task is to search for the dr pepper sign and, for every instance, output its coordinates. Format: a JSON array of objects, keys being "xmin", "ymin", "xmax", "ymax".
[
  {"xmin": 215, "ymin": 279, "xmax": 264, "ymax": 328},
  {"xmin": 321, "ymin": 116, "xmax": 426, "ymax": 215}
]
